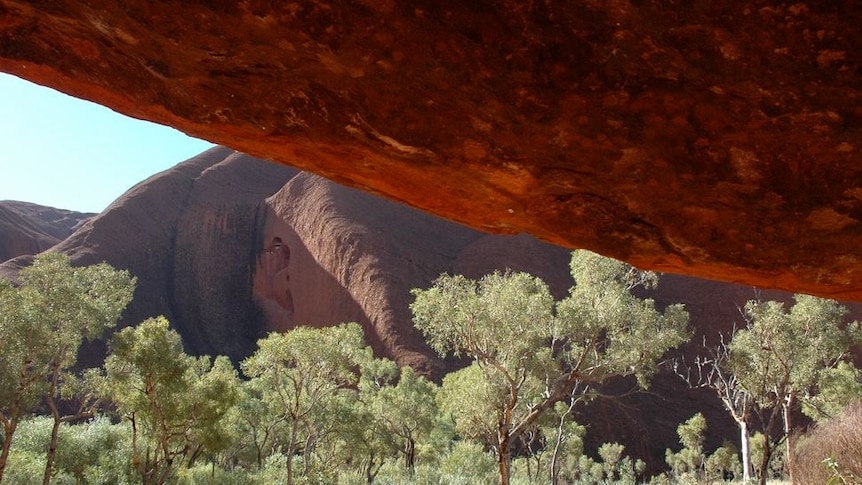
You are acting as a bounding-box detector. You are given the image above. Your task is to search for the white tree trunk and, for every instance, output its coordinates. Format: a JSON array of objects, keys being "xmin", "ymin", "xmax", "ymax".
[{"xmin": 740, "ymin": 420, "xmax": 753, "ymax": 483}]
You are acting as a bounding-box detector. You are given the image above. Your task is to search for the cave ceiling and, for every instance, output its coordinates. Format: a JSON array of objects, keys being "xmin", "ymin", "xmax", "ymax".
[{"xmin": 2, "ymin": 1, "xmax": 862, "ymax": 299}]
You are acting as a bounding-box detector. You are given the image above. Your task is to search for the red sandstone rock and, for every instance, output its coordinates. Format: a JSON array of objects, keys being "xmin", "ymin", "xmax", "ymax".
[
  {"xmin": 0, "ymin": 201, "xmax": 92, "ymax": 262},
  {"xmin": 2, "ymin": 1, "xmax": 861, "ymax": 299}
]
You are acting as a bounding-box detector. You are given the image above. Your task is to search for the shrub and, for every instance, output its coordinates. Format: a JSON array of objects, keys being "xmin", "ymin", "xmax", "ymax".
[
  {"xmin": 438, "ymin": 441, "xmax": 497, "ymax": 485},
  {"xmin": 705, "ymin": 442, "xmax": 741, "ymax": 482},
  {"xmin": 175, "ymin": 464, "xmax": 254, "ymax": 485},
  {"xmin": 665, "ymin": 413, "xmax": 706, "ymax": 482},
  {"xmin": 795, "ymin": 400, "xmax": 862, "ymax": 485}
]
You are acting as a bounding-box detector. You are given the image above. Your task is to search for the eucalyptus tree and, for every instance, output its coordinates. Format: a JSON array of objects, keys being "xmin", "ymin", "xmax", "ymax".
[
  {"xmin": 325, "ymin": 357, "xmax": 441, "ymax": 482},
  {"xmin": 100, "ymin": 316, "xmax": 240, "ymax": 485},
  {"xmin": 366, "ymin": 364, "xmax": 439, "ymax": 472},
  {"xmin": 240, "ymin": 322, "xmax": 369, "ymax": 485},
  {"xmin": 728, "ymin": 294, "xmax": 861, "ymax": 484},
  {"xmin": 411, "ymin": 250, "xmax": 690, "ymax": 485},
  {"xmin": 802, "ymin": 360, "xmax": 862, "ymax": 422},
  {"xmin": 674, "ymin": 333, "xmax": 756, "ymax": 482},
  {"xmin": 230, "ymin": 377, "xmax": 288, "ymax": 469},
  {"xmin": 0, "ymin": 253, "xmax": 135, "ymax": 484},
  {"xmin": 676, "ymin": 294, "xmax": 862, "ymax": 485},
  {"xmin": 664, "ymin": 413, "xmax": 707, "ymax": 481}
]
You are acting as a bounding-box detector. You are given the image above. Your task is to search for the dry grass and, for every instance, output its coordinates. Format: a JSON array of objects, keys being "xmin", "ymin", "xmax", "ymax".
[{"xmin": 794, "ymin": 400, "xmax": 862, "ymax": 485}]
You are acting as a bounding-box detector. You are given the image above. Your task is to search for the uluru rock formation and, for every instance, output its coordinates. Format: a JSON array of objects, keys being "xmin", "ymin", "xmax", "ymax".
[
  {"xmin": 2, "ymin": 1, "xmax": 862, "ymax": 299},
  {"xmin": 3, "ymin": 147, "xmax": 859, "ymax": 469},
  {"xmin": 3, "ymin": 147, "xmax": 300, "ymax": 362},
  {"xmin": 0, "ymin": 200, "xmax": 93, "ymax": 261},
  {"xmin": 0, "ymin": 147, "xmax": 575, "ymax": 372}
]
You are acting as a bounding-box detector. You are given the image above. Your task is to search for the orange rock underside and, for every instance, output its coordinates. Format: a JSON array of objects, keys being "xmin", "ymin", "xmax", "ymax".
[{"xmin": 2, "ymin": 1, "xmax": 862, "ymax": 299}]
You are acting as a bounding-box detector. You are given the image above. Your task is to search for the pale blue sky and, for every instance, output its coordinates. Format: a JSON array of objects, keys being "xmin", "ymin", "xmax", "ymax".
[{"xmin": 0, "ymin": 73, "xmax": 215, "ymax": 213}]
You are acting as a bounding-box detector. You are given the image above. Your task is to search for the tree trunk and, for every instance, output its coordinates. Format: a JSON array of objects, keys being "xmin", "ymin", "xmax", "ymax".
[
  {"xmin": 550, "ymin": 430, "xmax": 563, "ymax": 485},
  {"xmin": 783, "ymin": 397, "xmax": 795, "ymax": 485},
  {"xmin": 549, "ymin": 405, "xmax": 573, "ymax": 485},
  {"xmin": 498, "ymin": 431, "xmax": 512, "ymax": 485},
  {"xmin": 365, "ymin": 456, "xmax": 375, "ymax": 484},
  {"xmin": 0, "ymin": 420, "xmax": 18, "ymax": 484},
  {"xmin": 302, "ymin": 430, "xmax": 315, "ymax": 476},
  {"xmin": 739, "ymin": 420, "xmax": 752, "ymax": 483},
  {"xmin": 285, "ymin": 417, "xmax": 298, "ymax": 485},
  {"xmin": 757, "ymin": 438, "xmax": 772, "ymax": 485},
  {"xmin": 129, "ymin": 414, "xmax": 151, "ymax": 485},
  {"xmin": 404, "ymin": 437, "xmax": 415, "ymax": 470},
  {"xmin": 42, "ymin": 361, "xmax": 63, "ymax": 485},
  {"xmin": 42, "ymin": 410, "xmax": 61, "ymax": 485}
]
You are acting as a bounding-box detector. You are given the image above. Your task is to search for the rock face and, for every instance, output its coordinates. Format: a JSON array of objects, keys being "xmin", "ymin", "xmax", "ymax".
[
  {"xmin": 1, "ymin": 147, "xmax": 299, "ymax": 363},
  {"xmin": 0, "ymin": 148, "xmax": 573, "ymax": 373},
  {"xmin": 0, "ymin": 200, "xmax": 93, "ymax": 262},
  {"xmin": 2, "ymin": 1, "xmax": 862, "ymax": 299},
  {"xmin": 3, "ymin": 148, "xmax": 859, "ymax": 470}
]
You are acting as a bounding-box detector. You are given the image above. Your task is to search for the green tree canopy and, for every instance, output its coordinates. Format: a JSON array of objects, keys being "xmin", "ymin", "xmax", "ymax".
[
  {"xmin": 240, "ymin": 322, "xmax": 370, "ymax": 485},
  {"xmin": 0, "ymin": 253, "xmax": 135, "ymax": 484},
  {"xmin": 411, "ymin": 250, "xmax": 690, "ymax": 485},
  {"xmin": 100, "ymin": 316, "xmax": 240, "ymax": 485},
  {"xmin": 728, "ymin": 294, "xmax": 862, "ymax": 484}
]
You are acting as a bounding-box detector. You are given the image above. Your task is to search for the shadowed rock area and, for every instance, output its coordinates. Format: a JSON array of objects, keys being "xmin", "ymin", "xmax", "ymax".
[
  {"xmin": 2, "ymin": 1, "xmax": 862, "ymax": 299},
  {"xmin": 3, "ymin": 148, "xmax": 859, "ymax": 469}
]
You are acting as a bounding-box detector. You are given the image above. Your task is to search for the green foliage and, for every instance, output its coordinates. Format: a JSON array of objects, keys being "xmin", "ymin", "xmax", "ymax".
[
  {"xmin": 0, "ymin": 253, "xmax": 135, "ymax": 406},
  {"xmin": 240, "ymin": 322, "xmax": 370, "ymax": 485},
  {"xmin": 412, "ymin": 270, "xmax": 556, "ymax": 363},
  {"xmin": 437, "ymin": 362, "xmax": 500, "ymax": 446},
  {"xmin": 412, "ymin": 250, "xmax": 689, "ymax": 485},
  {"xmin": 101, "ymin": 316, "xmax": 240, "ymax": 485},
  {"xmin": 173, "ymin": 464, "xmax": 254, "ymax": 485},
  {"xmin": 727, "ymin": 294, "xmax": 861, "ymax": 483},
  {"xmin": 705, "ymin": 442, "xmax": 741, "ymax": 482},
  {"xmin": 437, "ymin": 441, "xmax": 498, "ymax": 485},
  {"xmin": 0, "ymin": 253, "xmax": 135, "ymax": 483},
  {"xmin": 677, "ymin": 413, "xmax": 706, "ymax": 452},
  {"xmin": 538, "ymin": 401, "xmax": 587, "ymax": 484},
  {"xmin": 802, "ymin": 361, "xmax": 862, "ymax": 422},
  {"xmin": 823, "ymin": 457, "xmax": 862, "ymax": 485},
  {"xmin": 3, "ymin": 415, "xmax": 136, "ymax": 485},
  {"xmin": 597, "ymin": 442, "xmax": 644, "ymax": 483},
  {"xmin": 749, "ymin": 432, "xmax": 785, "ymax": 481},
  {"xmin": 365, "ymin": 365, "xmax": 440, "ymax": 470},
  {"xmin": 557, "ymin": 251, "xmax": 690, "ymax": 389},
  {"xmin": 730, "ymin": 294, "xmax": 861, "ymax": 412},
  {"xmin": 664, "ymin": 414, "xmax": 741, "ymax": 484},
  {"xmin": 665, "ymin": 413, "xmax": 706, "ymax": 480},
  {"xmin": 17, "ymin": 248, "xmax": 862, "ymax": 484},
  {"xmin": 1, "ymin": 450, "xmax": 62, "ymax": 485}
]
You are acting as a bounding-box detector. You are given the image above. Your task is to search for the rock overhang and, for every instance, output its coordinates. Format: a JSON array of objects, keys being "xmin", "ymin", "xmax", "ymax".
[{"xmin": 2, "ymin": 1, "xmax": 861, "ymax": 299}]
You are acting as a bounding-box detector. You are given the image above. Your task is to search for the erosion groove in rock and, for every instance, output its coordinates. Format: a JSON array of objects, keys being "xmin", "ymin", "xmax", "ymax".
[{"xmin": 2, "ymin": 1, "xmax": 861, "ymax": 298}]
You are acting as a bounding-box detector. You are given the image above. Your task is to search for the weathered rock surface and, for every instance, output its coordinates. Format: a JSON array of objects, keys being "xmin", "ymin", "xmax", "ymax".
[
  {"xmin": 2, "ymin": 1, "xmax": 862, "ymax": 299},
  {"xmin": 1, "ymin": 147, "xmax": 299, "ymax": 363},
  {"xmin": 0, "ymin": 200, "xmax": 93, "ymax": 261}
]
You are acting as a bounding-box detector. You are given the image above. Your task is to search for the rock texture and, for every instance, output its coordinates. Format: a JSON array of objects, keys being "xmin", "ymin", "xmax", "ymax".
[
  {"xmin": 1, "ymin": 147, "xmax": 299, "ymax": 363},
  {"xmin": 0, "ymin": 200, "xmax": 93, "ymax": 262},
  {"xmin": 2, "ymin": 1, "xmax": 862, "ymax": 299}
]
